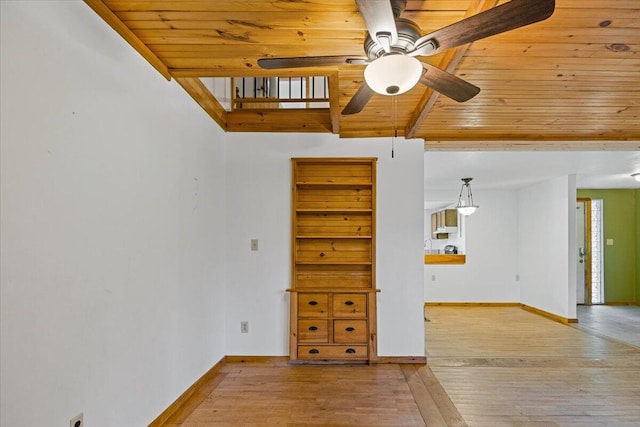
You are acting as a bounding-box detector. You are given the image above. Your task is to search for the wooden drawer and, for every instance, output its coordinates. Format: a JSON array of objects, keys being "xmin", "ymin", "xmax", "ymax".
[
  {"xmin": 333, "ymin": 320, "xmax": 367, "ymax": 344},
  {"xmin": 333, "ymin": 294, "xmax": 367, "ymax": 318},
  {"xmin": 298, "ymin": 345, "xmax": 368, "ymax": 360},
  {"xmin": 298, "ymin": 320, "xmax": 329, "ymax": 343},
  {"xmin": 298, "ymin": 293, "xmax": 328, "ymax": 318}
]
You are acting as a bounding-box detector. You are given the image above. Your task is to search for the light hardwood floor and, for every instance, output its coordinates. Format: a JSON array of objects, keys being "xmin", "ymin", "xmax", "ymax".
[
  {"xmin": 426, "ymin": 306, "xmax": 640, "ymax": 427},
  {"xmin": 158, "ymin": 306, "xmax": 640, "ymax": 426}
]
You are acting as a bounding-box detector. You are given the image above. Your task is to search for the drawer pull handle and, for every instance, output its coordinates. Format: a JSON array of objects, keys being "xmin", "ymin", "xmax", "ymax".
[
  {"xmin": 345, "ymin": 348, "xmax": 356, "ymax": 354},
  {"xmin": 309, "ymin": 349, "xmax": 320, "ymax": 354},
  {"xmin": 308, "ymin": 326, "xmax": 318, "ymax": 331},
  {"xmin": 345, "ymin": 327, "xmax": 355, "ymax": 332},
  {"xmin": 308, "ymin": 300, "xmax": 318, "ymax": 306},
  {"xmin": 344, "ymin": 301, "xmax": 355, "ymax": 306}
]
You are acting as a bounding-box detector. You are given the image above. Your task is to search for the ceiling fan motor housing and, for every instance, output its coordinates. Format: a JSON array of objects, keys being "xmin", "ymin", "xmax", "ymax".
[
  {"xmin": 364, "ymin": 18, "xmax": 421, "ymax": 60},
  {"xmin": 390, "ymin": 0, "xmax": 408, "ymax": 19}
]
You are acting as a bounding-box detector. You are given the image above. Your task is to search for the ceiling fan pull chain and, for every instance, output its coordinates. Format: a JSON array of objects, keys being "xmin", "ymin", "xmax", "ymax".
[
  {"xmin": 391, "ymin": 95, "xmax": 398, "ymax": 159},
  {"xmin": 392, "ymin": 134, "xmax": 395, "ymax": 159}
]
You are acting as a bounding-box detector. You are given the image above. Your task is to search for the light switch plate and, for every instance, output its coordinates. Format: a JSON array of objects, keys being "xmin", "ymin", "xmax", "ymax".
[{"xmin": 606, "ymin": 238, "xmax": 614, "ymax": 246}]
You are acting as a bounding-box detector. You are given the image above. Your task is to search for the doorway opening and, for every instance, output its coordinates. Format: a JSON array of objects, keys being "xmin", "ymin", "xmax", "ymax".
[
  {"xmin": 590, "ymin": 199, "xmax": 604, "ymax": 304},
  {"xmin": 576, "ymin": 198, "xmax": 604, "ymax": 305}
]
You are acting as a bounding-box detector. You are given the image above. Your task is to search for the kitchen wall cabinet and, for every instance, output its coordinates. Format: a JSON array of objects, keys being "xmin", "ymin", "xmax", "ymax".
[
  {"xmin": 431, "ymin": 212, "xmax": 448, "ymax": 239},
  {"xmin": 290, "ymin": 158, "xmax": 377, "ymax": 363},
  {"xmin": 431, "ymin": 209, "xmax": 458, "ymax": 239}
]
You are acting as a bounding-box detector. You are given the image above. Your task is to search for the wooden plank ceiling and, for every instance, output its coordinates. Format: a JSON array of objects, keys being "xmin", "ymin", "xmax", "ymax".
[{"xmin": 85, "ymin": 0, "xmax": 639, "ymax": 149}]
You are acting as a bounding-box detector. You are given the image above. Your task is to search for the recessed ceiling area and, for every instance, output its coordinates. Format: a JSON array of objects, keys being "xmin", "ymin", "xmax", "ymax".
[{"xmin": 424, "ymin": 150, "xmax": 640, "ymax": 191}]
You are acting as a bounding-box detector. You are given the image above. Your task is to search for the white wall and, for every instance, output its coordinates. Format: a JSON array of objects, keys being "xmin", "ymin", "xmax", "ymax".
[
  {"xmin": 424, "ymin": 190, "xmax": 520, "ymax": 302},
  {"xmin": 517, "ymin": 175, "xmax": 577, "ymax": 319},
  {"xmin": 1, "ymin": 3, "xmax": 227, "ymax": 426},
  {"xmin": 224, "ymin": 135, "xmax": 425, "ymax": 357}
]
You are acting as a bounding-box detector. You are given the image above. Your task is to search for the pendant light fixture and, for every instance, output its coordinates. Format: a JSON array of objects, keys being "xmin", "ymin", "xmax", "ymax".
[{"xmin": 456, "ymin": 177, "xmax": 479, "ymax": 216}]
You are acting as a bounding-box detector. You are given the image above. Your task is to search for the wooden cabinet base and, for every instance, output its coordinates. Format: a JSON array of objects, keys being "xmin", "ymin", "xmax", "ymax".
[{"xmin": 298, "ymin": 345, "xmax": 369, "ymax": 361}]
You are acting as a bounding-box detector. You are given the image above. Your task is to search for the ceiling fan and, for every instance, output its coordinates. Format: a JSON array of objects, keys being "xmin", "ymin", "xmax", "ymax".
[{"xmin": 258, "ymin": 0, "xmax": 555, "ymax": 115}]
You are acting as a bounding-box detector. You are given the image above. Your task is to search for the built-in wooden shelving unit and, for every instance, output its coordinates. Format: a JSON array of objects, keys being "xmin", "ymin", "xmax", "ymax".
[{"xmin": 290, "ymin": 158, "xmax": 377, "ymax": 363}]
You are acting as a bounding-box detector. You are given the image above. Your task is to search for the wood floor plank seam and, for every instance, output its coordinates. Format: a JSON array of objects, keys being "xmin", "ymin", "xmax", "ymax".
[
  {"xmin": 401, "ymin": 364, "xmax": 448, "ymax": 427},
  {"xmin": 415, "ymin": 366, "xmax": 468, "ymax": 427}
]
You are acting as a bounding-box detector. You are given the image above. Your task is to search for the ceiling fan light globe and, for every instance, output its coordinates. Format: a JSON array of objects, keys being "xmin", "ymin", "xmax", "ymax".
[{"xmin": 364, "ymin": 54, "xmax": 422, "ymax": 96}]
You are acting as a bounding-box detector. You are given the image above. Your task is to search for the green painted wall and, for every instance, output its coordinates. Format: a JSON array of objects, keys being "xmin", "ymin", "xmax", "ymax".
[{"xmin": 578, "ymin": 189, "xmax": 639, "ymax": 303}]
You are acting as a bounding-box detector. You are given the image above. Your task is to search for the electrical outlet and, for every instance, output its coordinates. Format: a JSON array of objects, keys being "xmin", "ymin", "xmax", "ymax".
[
  {"xmin": 431, "ymin": 275, "xmax": 436, "ymax": 281},
  {"xmin": 515, "ymin": 274, "xmax": 520, "ymax": 281},
  {"xmin": 70, "ymin": 413, "xmax": 83, "ymax": 427},
  {"xmin": 241, "ymin": 321, "xmax": 249, "ymax": 333},
  {"xmin": 251, "ymin": 239, "xmax": 258, "ymax": 251}
]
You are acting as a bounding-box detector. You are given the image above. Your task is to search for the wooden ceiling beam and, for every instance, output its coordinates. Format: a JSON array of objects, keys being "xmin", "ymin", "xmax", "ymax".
[
  {"xmin": 170, "ymin": 68, "xmax": 340, "ymax": 79},
  {"xmin": 405, "ymin": 0, "xmax": 498, "ymax": 139},
  {"xmin": 227, "ymin": 109, "xmax": 332, "ymax": 133},
  {"xmin": 174, "ymin": 77, "xmax": 228, "ymax": 130},
  {"xmin": 328, "ymin": 72, "xmax": 341, "ymax": 134},
  {"xmin": 84, "ymin": 0, "xmax": 171, "ymax": 80},
  {"xmin": 424, "ymin": 140, "xmax": 640, "ymax": 150},
  {"xmin": 104, "ymin": 1, "xmax": 360, "ymax": 13}
]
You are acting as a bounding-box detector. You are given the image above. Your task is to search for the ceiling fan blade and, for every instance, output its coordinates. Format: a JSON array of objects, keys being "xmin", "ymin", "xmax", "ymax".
[
  {"xmin": 342, "ymin": 82, "xmax": 375, "ymax": 115},
  {"xmin": 412, "ymin": 0, "xmax": 555, "ymax": 56},
  {"xmin": 258, "ymin": 55, "xmax": 366, "ymax": 69},
  {"xmin": 419, "ymin": 63, "xmax": 480, "ymax": 102},
  {"xmin": 355, "ymin": 0, "xmax": 398, "ymax": 51}
]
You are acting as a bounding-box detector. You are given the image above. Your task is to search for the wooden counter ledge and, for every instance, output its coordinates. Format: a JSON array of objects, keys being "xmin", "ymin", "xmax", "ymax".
[{"xmin": 424, "ymin": 254, "xmax": 466, "ymax": 265}]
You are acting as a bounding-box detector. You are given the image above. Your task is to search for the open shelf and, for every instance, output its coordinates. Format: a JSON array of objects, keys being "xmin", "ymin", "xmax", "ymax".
[
  {"xmin": 296, "ymin": 182, "xmax": 372, "ymax": 187},
  {"xmin": 295, "ymin": 261, "xmax": 372, "ymax": 265},
  {"xmin": 295, "ymin": 208, "xmax": 372, "ymax": 213},
  {"xmin": 296, "ymin": 235, "xmax": 372, "ymax": 239}
]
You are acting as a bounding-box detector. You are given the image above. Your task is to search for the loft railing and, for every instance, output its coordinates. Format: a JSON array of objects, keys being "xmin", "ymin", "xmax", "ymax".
[{"xmin": 232, "ymin": 76, "xmax": 329, "ymax": 110}]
